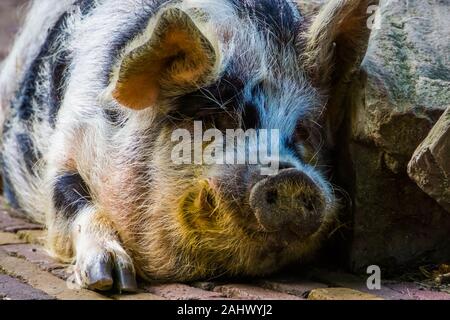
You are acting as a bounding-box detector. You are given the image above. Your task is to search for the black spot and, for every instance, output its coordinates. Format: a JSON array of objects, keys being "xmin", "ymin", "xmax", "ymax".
[
  {"xmin": 12, "ymin": 12, "xmax": 70, "ymax": 122},
  {"xmin": 76, "ymin": 0, "xmax": 95, "ymax": 15},
  {"xmin": 266, "ymin": 189, "xmax": 278, "ymax": 205},
  {"xmin": 164, "ymin": 77, "xmax": 241, "ymax": 131},
  {"xmin": 48, "ymin": 0, "xmax": 96, "ymax": 126},
  {"xmin": 16, "ymin": 133, "xmax": 41, "ymax": 173},
  {"xmin": 172, "ymin": 76, "xmax": 244, "ymax": 120},
  {"xmin": 242, "ymin": 102, "xmax": 260, "ymax": 129},
  {"xmin": 13, "ymin": 0, "xmax": 96, "ymax": 126},
  {"xmin": 0, "ymin": 157, "xmax": 20, "ymax": 210},
  {"xmin": 104, "ymin": 109, "xmax": 125, "ymax": 126},
  {"xmin": 53, "ymin": 172, "xmax": 92, "ymax": 219},
  {"xmin": 230, "ymin": 0, "xmax": 303, "ymax": 45},
  {"xmin": 48, "ymin": 50, "xmax": 71, "ymax": 127}
]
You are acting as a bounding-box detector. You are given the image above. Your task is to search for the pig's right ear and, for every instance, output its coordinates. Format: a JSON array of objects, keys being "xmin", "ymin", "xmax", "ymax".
[
  {"xmin": 301, "ymin": 0, "xmax": 379, "ymax": 87},
  {"xmin": 300, "ymin": 0, "xmax": 379, "ymax": 146},
  {"xmin": 105, "ymin": 8, "xmax": 219, "ymax": 110}
]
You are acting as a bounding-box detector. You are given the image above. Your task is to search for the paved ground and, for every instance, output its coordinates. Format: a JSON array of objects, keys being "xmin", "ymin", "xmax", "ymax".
[{"xmin": 1, "ymin": 199, "xmax": 450, "ymax": 300}]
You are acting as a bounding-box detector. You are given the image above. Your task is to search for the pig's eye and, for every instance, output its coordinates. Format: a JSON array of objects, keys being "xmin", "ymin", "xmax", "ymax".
[
  {"xmin": 172, "ymin": 96, "xmax": 237, "ymax": 120},
  {"xmin": 171, "ymin": 82, "xmax": 243, "ymax": 130},
  {"xmin": 294, "ymin": 121, "xmax": 310, "ymax": 143},
  {"xmin": 241, "ymin": 102, "xmax": 260, "ymax": 129},
  {"xmin": 293, "ymin": 120, "xmax": 322, "ymax": 166}
]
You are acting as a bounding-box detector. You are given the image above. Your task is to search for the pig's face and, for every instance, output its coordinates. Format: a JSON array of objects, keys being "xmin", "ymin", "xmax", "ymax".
[
  {"xmin": 139, "ymin": 76, "xmax": 336, "ymax": 280},
  {"xmin": 102, "ymin": 0, "xmax": 376, "ymax": 281}
]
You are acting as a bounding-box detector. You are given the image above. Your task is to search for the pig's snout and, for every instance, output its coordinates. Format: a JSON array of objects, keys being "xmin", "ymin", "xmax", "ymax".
[{"xmin": 249, "ymin": 168, "xmax": 326, "ymax": 238}]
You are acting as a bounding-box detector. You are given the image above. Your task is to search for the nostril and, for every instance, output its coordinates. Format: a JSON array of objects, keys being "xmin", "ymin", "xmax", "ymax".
[
  {"xmin": 266, "ymin": 189, "xmax": 278, "ymax": 205},
  {"xmin": 278, "ymin": 162, "xmax": 296, "ymax": 171},
  {"xmin": 303, "ymin": 197, "xmax": 315, "ymax": 212}
]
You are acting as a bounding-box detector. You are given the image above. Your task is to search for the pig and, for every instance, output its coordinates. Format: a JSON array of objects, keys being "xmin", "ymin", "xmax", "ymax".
[{"xmin": 0, "ymin": 0, "xmax": 378, "ymax": 291}]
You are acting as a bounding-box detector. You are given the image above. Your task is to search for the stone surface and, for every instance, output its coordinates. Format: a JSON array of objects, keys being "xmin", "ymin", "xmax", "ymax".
[
  {"xmin": 142, "ymin": 283, "xmax": 225, "ymax": 300},
  {"xmin": 190, "ymin": 281, "xmax": 219, "ymax": 291},
  {"xmin": 111, "ymin": 292, "xmax": 165, "ymax": 300},
  {"xmin": 339, "ymin": 0, "xmax": 450, "ymax": 273},
  {"xmin": 17, "ymin": 229, "xmax": 46, "ymax": 245},
  {"xmin": 0, "ymin": 274, "xmax": 54, "ymax": 300},
  {"xmin": 49, "ymin": 268, "xmax": 71, "ymax": 281},
  {"xmin": 0, "ymin": 249, "xmax": 109, "ymax": 300},
  {"xmin": 309, "ymin": 269, "xmax": 417, "ymax": 300},
  {"xmin": 2, "ymin": 243, "xmax": 67, "ymax": 274},
  {"xmin": 0, "ymin": 231, "xmax": 26, "ymax": 245},
  {"xmin": 308, "ymin": 288, "xmax": 383, "ymax": 300},
  {"xmin": 383, "ymin": 281, "xmax": 450, "ymax": 301},
  {"xmin": 258, "ymin": 278, "xmax": 327, "ymax": 298},
  {"xmin": 0, "ymin": 209, "xmax": 42, "ymax": 232},
  {"xmin": 214, "ymin": 284, "xmax": 302, "ymax": 300},
  {"xmin": 408, "ymin": 106, "xmax": 450, "ymax": 213}
]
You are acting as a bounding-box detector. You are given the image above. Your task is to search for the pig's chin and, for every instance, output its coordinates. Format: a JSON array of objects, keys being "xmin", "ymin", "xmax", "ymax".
[{"xmin": 171, "ymin": 180, "xmax": 334, "ymax": 280}]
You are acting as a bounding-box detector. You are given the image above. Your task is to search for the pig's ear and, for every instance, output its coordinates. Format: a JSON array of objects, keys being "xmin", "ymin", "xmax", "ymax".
[
  {"xmin": 300, "ymin": 0, "xmax": 379, "ymax": 146},
  {"xmin": 302, "ymin": 0, "xmax": 379, "ymax": 87},
  {"xmin": 106, "ymin": 8, "xmax": 218, "ymax": 110}
]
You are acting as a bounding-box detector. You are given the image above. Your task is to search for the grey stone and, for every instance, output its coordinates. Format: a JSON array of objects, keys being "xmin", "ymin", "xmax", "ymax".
[
  {"xmin": 0, "ymin": 274, "xmax": 54, "ymax": 300},
  {"xmin": 408, "ymin": 106, "xmax": 450, "ymax": 213},
  {"xmin": 338, "ymin": 0, "xmax": 450, "ymax": 272}
]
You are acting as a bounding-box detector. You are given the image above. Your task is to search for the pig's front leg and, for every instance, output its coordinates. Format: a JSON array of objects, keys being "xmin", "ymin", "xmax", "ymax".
[{"xmin": 49, "ymin": 172, "xmax": 137, "ymax": 292}]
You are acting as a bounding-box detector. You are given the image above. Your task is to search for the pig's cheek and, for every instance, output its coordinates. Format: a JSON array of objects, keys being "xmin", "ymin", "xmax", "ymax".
[{"xmin": 175, "ymin": 180, "xmax": 219, "ymax": 231}]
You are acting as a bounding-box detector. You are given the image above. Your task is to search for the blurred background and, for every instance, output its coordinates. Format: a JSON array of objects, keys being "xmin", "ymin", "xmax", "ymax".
[{"xmin": 0, "ymin": 0, "xmax": 28, "ymax": 61}]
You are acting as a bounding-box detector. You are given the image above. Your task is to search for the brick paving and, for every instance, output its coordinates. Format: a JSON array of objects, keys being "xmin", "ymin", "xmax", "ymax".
[
  {"xmin": 0, "ymin": 274, "xmax": 54, "ymax": 300},
  {"xmin": 1, "ymin": 200, "xmax": 450, "ymax": 300}
]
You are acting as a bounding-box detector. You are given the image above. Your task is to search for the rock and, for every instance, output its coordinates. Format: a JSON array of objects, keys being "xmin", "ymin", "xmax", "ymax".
[
  {"xmin": 408, "ymin": 107, "xmax": 450, "ymax": 213},
  {"xmin": 338, "ymin": 0, "xmax": 450, "ymax": 273},
  {"xmin": 111, "ymin": 292, "xmax": 165, "ymax": 300},
  {"xmin": 354, "ymin": 0, "xmax": 450, "ymax": 160},
  {"xmin": 0, "ymin": 231, "xmax": 26, "ymax": 245},
  {"xmin": 0, "ymin": 274, "xmax": 54, "ymax": 300},
  {"xmin": 0, "ymin": 208, "xmax": 42, "ymax": 232},
  {"xmin": 1, "ymin": 243, "xmax": 67, "ymax": 274},
  {"xmin": 383, "ymin": 281, "xmax": 450, "ymax": 300},
  {"xmin": 0, "ymin": 249, "xmax": 109, "ymax": 300},
  {"xmin": 214, "ymin": 284, "xmax": 302, "ymax": 300},
  {"xmin": 17, "ymin": 229, "xmax": 46, "ymax": 245},
  {"xmin": 308, "ymin": 288, "xmax": 383, "ymax": 300},
  {"xmin": 258, "ymin": 277, "xmax": 327, "ymax": 297},
  {"xmin": 141, "ymin": 283, "xmax": 225, "ymax": 300}
]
